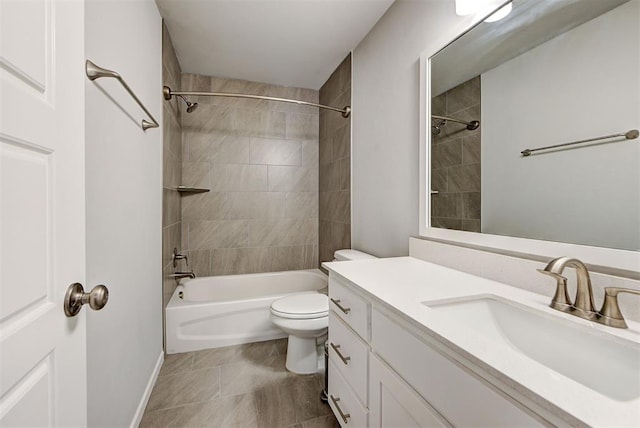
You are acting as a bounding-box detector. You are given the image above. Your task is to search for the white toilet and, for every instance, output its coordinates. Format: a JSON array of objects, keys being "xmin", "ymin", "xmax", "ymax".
[{"xmin": 270, "ymin": 249, "xmax": 376, "ymax": 374}]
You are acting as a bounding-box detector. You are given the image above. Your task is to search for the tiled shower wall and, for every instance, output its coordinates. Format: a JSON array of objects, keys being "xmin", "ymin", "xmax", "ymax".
[
  {"xmin": 430, "ymin": 76, "xmax": 481, "ymax": 232},
  {"xmin": 180, "ymin": 74, "xmax": 319, "ymax": 276},
  {"xmin": 319, "ymin": 54, "xmax": 351, "ymax": 266},
  {"xmin": 162, "ymin": 23, "xmax": 183, "ymax": 308}
]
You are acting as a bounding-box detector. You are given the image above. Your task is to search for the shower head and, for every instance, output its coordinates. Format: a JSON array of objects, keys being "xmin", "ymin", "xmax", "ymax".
[
  {"xmin": 185, "ymin": 100, "xmax": 198, "ymax": 113},
  {"xmin": 177, "ymin": 94, "xmax": 198, "ymax": 113}
]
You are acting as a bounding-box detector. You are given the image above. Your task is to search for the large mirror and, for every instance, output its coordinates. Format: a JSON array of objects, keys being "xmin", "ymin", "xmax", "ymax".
[{"xmin": 429, "ymin": 0, "xmax": 639, "ymax": 251}]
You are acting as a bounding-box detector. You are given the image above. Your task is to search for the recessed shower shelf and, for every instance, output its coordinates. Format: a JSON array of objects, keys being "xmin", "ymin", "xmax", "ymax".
[{"xmin": 175, "ymin": 186, "xmax": 210, "ymax": 195}]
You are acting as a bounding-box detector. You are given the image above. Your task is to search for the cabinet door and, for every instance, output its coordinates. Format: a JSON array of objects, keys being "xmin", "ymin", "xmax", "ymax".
[{"xmin": 369, "ymin": 354, "xmax": 451, "ymax": 428}]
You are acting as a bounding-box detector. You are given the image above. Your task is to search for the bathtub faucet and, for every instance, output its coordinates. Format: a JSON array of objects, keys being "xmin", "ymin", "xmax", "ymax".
[{"xmin": 169, "ymin": 272, "xmax": 196, "ymax": 280}]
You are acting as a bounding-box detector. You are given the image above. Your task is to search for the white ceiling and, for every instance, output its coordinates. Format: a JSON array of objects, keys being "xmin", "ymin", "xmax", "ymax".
[{"xmin": 156, "ymin": 0, "xmax": 395, "ymax": 90}]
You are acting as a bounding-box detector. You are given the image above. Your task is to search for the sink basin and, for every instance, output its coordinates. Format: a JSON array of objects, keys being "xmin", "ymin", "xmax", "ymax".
[{"xmin": 422, "ymin": 296, "xmax": 640, "ymax": 401}]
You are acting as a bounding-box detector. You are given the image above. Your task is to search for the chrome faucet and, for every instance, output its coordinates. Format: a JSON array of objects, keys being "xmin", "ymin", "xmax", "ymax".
[
  {"xmin": 539, "ymin": 256, "xmax": 640, "ymax": 328},
  {"xmin": 168, "ymin": 272, "xmax": 195, "ymax": 280}
]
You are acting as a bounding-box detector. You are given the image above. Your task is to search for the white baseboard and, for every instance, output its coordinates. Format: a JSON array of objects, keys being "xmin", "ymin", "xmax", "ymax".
[{"xmin": 130, "ymin": 350, "xmax": 164, "ymax": 428}]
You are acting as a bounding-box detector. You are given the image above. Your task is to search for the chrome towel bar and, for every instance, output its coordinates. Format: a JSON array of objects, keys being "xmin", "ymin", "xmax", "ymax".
[
  {"xmin": 521, "ymin": 129, "xmax": 638, "ymax": 157},
  {"xmin": 85, "ymin": 60, "xmax": 159, "ymax": 131}
]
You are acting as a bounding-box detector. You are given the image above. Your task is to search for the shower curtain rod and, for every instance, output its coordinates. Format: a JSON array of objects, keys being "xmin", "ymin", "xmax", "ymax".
[
  {"xmin": 163, "ymin": 86, "xmax": 351, "ymax": 118},
  {"xmin": 432, "ymin": 114, "xmax": 479, "ymax": 130}
]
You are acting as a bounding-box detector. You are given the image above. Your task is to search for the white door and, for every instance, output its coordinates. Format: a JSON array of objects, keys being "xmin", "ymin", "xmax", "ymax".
[{"xmin": 0, "ymin": 0, "xmax": 88, "ymax": 426}]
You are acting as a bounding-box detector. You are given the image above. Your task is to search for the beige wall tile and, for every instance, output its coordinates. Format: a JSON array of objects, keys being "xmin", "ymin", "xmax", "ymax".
[
  {"xmin": 319, "ymin": 246, "xmax": 335, "ymax": 266},
  {"xmin": 301, "ymin": 140, "xmax": 319, "ymax": 166},
  {"xmin": 163, "ymin": 188, "xmax": 181, "ymax": 227},
  {"xmin": 268, "ymin": 165, "xmax": 317, "ymax": 192},
  {"xmin": 286, "ymin": 113, "xmax": 319, "ymax": 140},
  {"xmin": 184, "ymin": 249, "xmax": 211, "ymax": 277},
  {"xmin": 180, "ymin": 74, "xmax": 320, "ymax": 276},
  {"xmin": 182, "ymin": 192, "xmax": 225, "ymax": 221},
  {"xmin": 186, "ymin": 131, "xmax": 250, "ymax": 164},
  {"xmin": 330, "ymin": 222, "xmax": 351, "ymax": 251},
  {"xmin": 269, "ymin": 245, "xmax": 317, "ymax": 272},
  {"xmin": 162, "ymin": 265, "xmax": 177, "ymax": 310},
  {"xmin": 211, "ymin": 247, "xmax": 270, "ymax": 275},
  {"xmin": 319, "ymin": 161, "xmax": 339, "ymax": 193},
  {"xmin": 210, "ymin": 164, "xmax": 268, "ymax": 192},
  {"xmin": 187, "ymin": 220, "xmax": 249, "ymax": 250},
  {"xmin": 284, "ymin": 192, "xmax": 318, "ymax": 219},
  {"xmin": 338, "ymin": 157, "xmax": 350, "ymax": 191},
  {"xmin": 319, "ymin": 192, "xmax": 330, "ymax": 221},
  {"xmin": 162, "ymin": 223, "xmax": 181, "ymax": 269},
  {"xmin": 181, "ymin": 73, "xmax": 212, "ymax": 94},
  {"xmin": 223, "ymin": 192, "xmax": 285, "ymax": 220},
  {"xmin": 234, "ymin": 109, "xmax": 286, "ymax": 139},
  {"xmin": 333, "ymin": 191, "xmax": 350, "ymax": 224},
  {"xmin": 332, "ymin": 124, "xmax": 350, "ymax": 160},
  {"xmin": 182, "ymin": 104, "xmax": 235, "ymax": 134},
  {"xmin": 448, "ymin": 163, "xmax": 481, "ymax": 192},
  {"xmin": 182, "ymin": 161, "xmax": 210, "ymax": 188},
  {"xmin": 319, "ymin": 54, "xmax": 351, "ymax": 265},
  {"xmin": 250, "ymin": 138, "xmax": 301, "ymax": 166},
  {"xmin": 163, "ymin": 145, "xmax": 181, "ymax": 188},
  {"xmin": 430, "ymin": 76, "xmax": 481, "ymax": 231},
  {"xmin": 462, "ymin": 134, "xmax": 481, "ymax": 164},
  {"xmin": 249, "ymin": 218, "xmax": 317, "ymax": 247},
  {"xmin": 163, "ymin": 106, "xmax": 182, "ymax": 158}
]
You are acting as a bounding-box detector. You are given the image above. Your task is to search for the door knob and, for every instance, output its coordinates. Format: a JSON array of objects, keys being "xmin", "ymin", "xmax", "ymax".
[{"xmin": 64, "ymin": 282, "xmax": 109, "ymax": 317}]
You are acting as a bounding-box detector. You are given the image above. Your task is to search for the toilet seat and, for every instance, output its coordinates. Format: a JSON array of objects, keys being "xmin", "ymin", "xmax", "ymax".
[{"xmin": 270, "ymin": 293, "xmax": 328, "ymax": 319}]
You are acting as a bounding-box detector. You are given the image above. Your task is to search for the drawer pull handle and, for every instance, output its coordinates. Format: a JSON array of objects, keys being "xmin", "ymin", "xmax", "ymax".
[
  {"xmin": 330, "ymin": 298, "xmax": 351, "ymax": 314},
  {"xmin": 330, "ymin": 395, "xmax": 351, "ymax": 424},
  {"xmin": 330, "ymin": 342, "xmax": 351, "ymax": 365}
]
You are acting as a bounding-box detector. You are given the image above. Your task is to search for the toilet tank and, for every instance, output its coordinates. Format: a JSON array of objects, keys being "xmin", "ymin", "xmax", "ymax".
[{"xmin": 333, "ymin": 249, "xmax": 377, "ymax": 261}]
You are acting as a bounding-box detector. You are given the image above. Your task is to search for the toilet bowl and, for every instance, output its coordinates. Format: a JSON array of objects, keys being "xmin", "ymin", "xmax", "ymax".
[
  {"xmin": 270, "ymin": 293, "xmax": 329, "ymax": 374},
  {"xmin": 270, "ymin": 249, "xmax": 377, "ymax": 374}
]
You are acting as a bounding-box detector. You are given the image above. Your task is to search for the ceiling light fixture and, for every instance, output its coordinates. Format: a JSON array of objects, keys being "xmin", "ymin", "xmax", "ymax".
[
  {"xmin": 455, "ymin": 0, "xmax": 498, "ymax": 16},
  {"xmin": 484, "ymin": 2, "xmax": 513, "ymax": 22}
]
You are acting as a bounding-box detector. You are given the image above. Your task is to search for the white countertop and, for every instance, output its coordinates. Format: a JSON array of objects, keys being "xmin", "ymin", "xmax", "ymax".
[{"xmin": 323, "ymin": 256, "xmax": 640, "ymax": 427}]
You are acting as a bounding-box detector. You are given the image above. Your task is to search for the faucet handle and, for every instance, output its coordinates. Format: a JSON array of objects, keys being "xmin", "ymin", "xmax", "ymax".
[
  {"xmin": 599, "ymin": 287, "xmax": 640, "ymax": 329},
  {"xmin": 172, "ymin": 248, "xmax": 189, "ymax": 268},
  {"xmin": 537, "ymin": 269, "xmax": 573, "ymax": 312}
]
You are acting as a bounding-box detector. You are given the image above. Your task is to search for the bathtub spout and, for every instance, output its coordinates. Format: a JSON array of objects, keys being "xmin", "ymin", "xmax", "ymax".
[{"xmin": 169, "ymin": 272, "xmax": 196, "ymax": 280}]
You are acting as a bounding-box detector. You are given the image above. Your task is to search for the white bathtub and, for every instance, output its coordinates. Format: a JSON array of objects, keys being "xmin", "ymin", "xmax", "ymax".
[{"xmin": 165, "ymin": 269, "xmax": 328, "ymax": 354}]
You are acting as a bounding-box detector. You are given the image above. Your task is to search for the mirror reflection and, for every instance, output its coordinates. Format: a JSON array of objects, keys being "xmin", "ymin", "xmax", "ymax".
[{"xmin": 429, "ymin": 0, "xmax": 639, "ymax": 251}]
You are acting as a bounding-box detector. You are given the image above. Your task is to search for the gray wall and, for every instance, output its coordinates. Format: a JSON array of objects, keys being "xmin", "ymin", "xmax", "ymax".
[
  {"xmin": 431, "ymin": 76, "xmax": 481, "ymax": 232},
  {"xmin": 162, "ymin": 22, "xmax": 183, "ymax": 310},
  {"xmin": 319, "ymin": 54, "xmax": 352, "ymax": 266},
  {"xmin": 85, "ymin": 0, "xmax": 163, "ymax": 426},
  {"xmin": 351, "ymin": 0, "xmax": 477, "ymax": 257},
  {"xmin": 180, "ymin": 74, "xmax": 319, "ymax": 275},
  {"xmin": 352, "ymin": 0, "xmax": 639, "ymax": 256},
  {"xmin": 482, "ymin": 1, "xmax": 639, "ymax": 250}
]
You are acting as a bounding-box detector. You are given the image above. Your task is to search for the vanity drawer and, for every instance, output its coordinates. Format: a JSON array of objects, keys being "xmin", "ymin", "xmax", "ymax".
[
  {"xmin": 329, "ymin": 311, "xmax": 369, "ymax": 406},
  {"xmin": 329, "ymin": 359, "xmax": 368, "ymax": 428},
  {"xmin": 371, "ymin": 309, "xmax": 543, "ymax": 428},
  {"xmin": 329, "ymin": 277, "xmax": 370, "ymax": 340}
]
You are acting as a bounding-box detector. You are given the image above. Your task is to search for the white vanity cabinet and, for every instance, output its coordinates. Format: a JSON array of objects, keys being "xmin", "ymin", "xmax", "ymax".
[
  {"xmin": 327, "ymin": 273, "xmax": 544, "ymax": 428},
  {"xmin": 328, "ymin": 277, "xmax": 371, "ymax": 427},
  {"xmin": 369, "ymin": 353, "xmax": 451, "ymax": 428},
  {"xmin": 371, "ymin": 308, "xmax": 543, "ymax": 427}
]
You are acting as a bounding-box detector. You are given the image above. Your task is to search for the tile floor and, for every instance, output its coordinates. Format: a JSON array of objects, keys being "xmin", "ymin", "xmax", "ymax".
[{"xmin": 140, "ymin": 339, "xmax": 339, "ymax": 428}]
